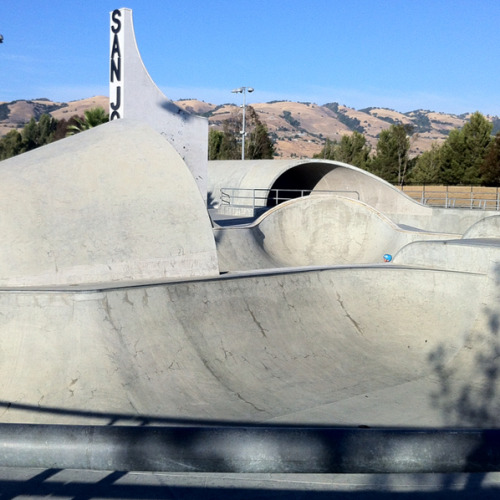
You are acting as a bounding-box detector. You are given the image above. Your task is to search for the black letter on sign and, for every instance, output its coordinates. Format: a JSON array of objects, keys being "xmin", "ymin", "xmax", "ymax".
[
  {"xmin": 111, "ymin": 33, "xmax": 121, "ymax": 59},
  {"xmin": 111, "ymin": 9, "xmax": 121, "ymax": 34},
  {"xmin": 110, "ymin": 34, "xmax": 121, "ymax": 82},
  {"xmin": 110, "ymin": 86, "xmax": 121, "ymax": 120}
]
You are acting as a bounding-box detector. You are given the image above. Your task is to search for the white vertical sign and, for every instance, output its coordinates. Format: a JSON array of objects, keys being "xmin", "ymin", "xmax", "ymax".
[{"xmin": 109, "ymin": 9, "xmax": 124, "ymax": 120}]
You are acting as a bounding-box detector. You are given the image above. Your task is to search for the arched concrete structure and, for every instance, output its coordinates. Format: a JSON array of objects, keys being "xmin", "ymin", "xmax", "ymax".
[
  {"xmin": 0, "ymin": 265, "xmax": 494, "ymax": 426},
  {"xmin": 209, "ymin": 159, "xmax": 341, "ymax": 211},
  {"xmin": 208, "ymin": 159, "xmax": 421, "ymax": 210},
  {"xmin": 0, "ymin": 119, "xmax": 218, "ymax": 286},
  {"xmin": 215, "ymin": 195, "xmax": 458, "ymax": 272},
  {"xmin": 109, "ymin": 8, "xmax": 208, "ymax": 198},
  {"xmin": 463, "ymin": 215, "xmax": 500, "ymax": 239},
  {"xmin": 209, "ymin": 158, "xmax": 500, "ymax": 233}
]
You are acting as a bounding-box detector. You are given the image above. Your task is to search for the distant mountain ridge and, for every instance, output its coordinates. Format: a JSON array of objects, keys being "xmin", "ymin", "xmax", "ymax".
[{"xmin": 1, "ymin": 96, "xmax": 499, "ymax": 159}]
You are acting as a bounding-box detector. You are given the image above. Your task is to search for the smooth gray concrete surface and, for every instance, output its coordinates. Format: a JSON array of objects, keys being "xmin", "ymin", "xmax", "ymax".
[
  {"xmin": 463, "ymin": 215, "xmax": 500, "ymax": 238},
  {"xmin": 3, "ymin": 112, "xmax": 500, "ymax": 496},
  {"xmin": 110, "ymin": 8, "xmax": 208, "ymax": 198},
  {"xmin": 393, "ymin": 238, "xmax": 500, "ymax": 274},
  {"xmin": 209, "ymin": 158, "xmax": 500, "ymax": 233},
  {"xmin": 215, "ymin": 195, "xmax": 459, "ymax": 272},
  {"xmin": 0, "ymin": 265, "xmax": 497, "ymax": 428},
  {"xmin": 0, "ymin": 119, "xmax": 218, "ymax": 286}
]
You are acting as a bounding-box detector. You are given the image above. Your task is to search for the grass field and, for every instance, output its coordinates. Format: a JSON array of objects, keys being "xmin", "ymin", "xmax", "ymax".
[{"xmin": 398, "ymin": 185, "xmax": 500, "ymax": 210}]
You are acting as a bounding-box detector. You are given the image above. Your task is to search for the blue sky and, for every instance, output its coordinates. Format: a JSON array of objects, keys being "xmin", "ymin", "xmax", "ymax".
[{"xmin": 1, "ymin": 1, "xmax": 499, "ymax": 115}]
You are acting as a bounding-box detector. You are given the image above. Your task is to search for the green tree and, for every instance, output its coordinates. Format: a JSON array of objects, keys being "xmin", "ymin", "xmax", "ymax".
[
  {"xmin": 21, "ymin": 117, "xmax": 39, "ymax": 152},
  {"xmin": 438, "ymin": 111, "xmax": 492, "ymax": 185},
  {"xmin": 314, "ymin": 138, "xmax": 336, "ymax": 160},
  {"xmin": 219, "ymin": 116, "xmax": 241, "ymax": 159},
  {"xmin": 208, "ymin": 128, "xmax": 224, "ymax": 160},
  {"xmin": 480, "ymin": 132, "xmax": 500, "ymax": 186},
  {"xmin": 245, "ymin": 107, "xmax": 275, "ymax": 159},
  {"xmin": 209, "ymin": 106, "xmax": 275, "ymax": 160},
  {"xmin": 371, "ymin": 124, "xmax": 413, "ymax": 185},
  {"xmin": 67, "ymin": 107, "xmax": 109, "ymax": 135},
  {"xmin": 408, "ymin": 143, "xmax": 442, "ymax": 184},
  {"xmin": 20, "ymin": 114, "xmax": 57, "ymax": 153},
  {"xmin": 52, "ymin": 115, "xmax": 80, "ymax": 141},
  {"xmin": 0, "ymin": 129, "xmax": 23, "ymax": 160},
  {"xmin": 314, "ymin": 131, "xmax": 371, "ymax": 170},
  {"xmin": 37, "ymin": 113, "xmax": 58, "ymax": 145}
]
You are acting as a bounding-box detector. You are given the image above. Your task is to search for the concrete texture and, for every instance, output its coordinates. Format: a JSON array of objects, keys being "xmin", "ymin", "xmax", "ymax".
[
  {"xmin": 463, "ymin": 215, "xmax": 500, "ymax": 238},
  {"xmin": 209, "ymin": 158, "xmax": 500, "ymax": 233},
  {"xmin": 1, "ymin": 467, "xmax": 499, "ymax": 499},
  {"xmin": 110, "ymin": 8, "xmax": 208, "ymax": 197},
  {"xmin": 0, "ymin": 119, "xmax": 218, "ymax": 286},
  {"xmin": 393, "ymin": 238, "xmax": 500, "ymax": 274},
  {"xmin": 215, "ymin": 195, "xmax": 459, "ymax": 272},
  {"xmin": 0, "ymin": 264, "xmax": 497, "ymax": 428},
  {"xmin": 2, "ymin": 105, "xmax": 500, "ymax": 497}
]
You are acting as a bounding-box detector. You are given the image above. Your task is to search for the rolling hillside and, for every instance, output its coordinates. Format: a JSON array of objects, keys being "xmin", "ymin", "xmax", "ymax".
[{"xmin": 1, "ymin": 96, "xmax": 498, "ymax": 159}]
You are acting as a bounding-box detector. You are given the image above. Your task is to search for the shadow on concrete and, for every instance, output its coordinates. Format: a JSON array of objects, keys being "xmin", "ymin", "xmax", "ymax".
[
  {"xmin": 419, "ymin": 262, "xmax": 500, "ymax": 496},
  {"xmin": 428, "ymin": 263, "xmax": 500, "ymax": 427},
  {"xmin": 0, "ymin": 469, "xmax": 499, "ymax": 499}
]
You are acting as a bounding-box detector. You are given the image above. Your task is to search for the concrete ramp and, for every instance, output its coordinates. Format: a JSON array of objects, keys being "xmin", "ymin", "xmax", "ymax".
[
  {"xmin": 393, "ymin": 238, "xmax": 500, "ymax": 274},
  {"xmin": 109, "ymin": 8, "xmax": 208, "ymax": 197},
  {"xmin": 314, "ymin": 165, "xmax": 500, "ymax": 234},
  {"xmin": 0, "ymin": 119, "xmax": 218, "ymax": 286},
  {"xmin": 0, "ymin": 264, "xmax": 496, "ymax": 428},
  {"xmin": 463, "ymin": 215, "xmax": 500, "ymax": 239},
  {"xmin": 215, "ymin": 195, "xmax": 458, "ymax": 272}
]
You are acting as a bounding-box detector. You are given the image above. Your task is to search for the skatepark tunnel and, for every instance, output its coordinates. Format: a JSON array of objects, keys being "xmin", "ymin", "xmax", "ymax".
[
  {"xmin": 208, "ymin": 159, "xmax": 369, "ymax": 212},
  {"xmin": 266, "ymin": 161, "xmax": 338, "ymax": 206}
]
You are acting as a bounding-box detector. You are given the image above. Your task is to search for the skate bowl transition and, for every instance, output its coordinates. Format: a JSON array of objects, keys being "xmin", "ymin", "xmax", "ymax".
[
  {"xmin": 1, "ymin": 118, "xmax": 500, "ymax": 433},
  {"xmin": 2, "ymin": 6, "xmax": 500, "ymax": 496},
  {"xmin": 3, "ymin": 123, "xmax": 500, "ymax": 497}
]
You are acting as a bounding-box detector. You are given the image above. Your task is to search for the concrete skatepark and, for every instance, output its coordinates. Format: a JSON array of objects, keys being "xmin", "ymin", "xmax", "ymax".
[{"xmin": 1, "ymin": 7, "xmax": 500, "ymax": 499}]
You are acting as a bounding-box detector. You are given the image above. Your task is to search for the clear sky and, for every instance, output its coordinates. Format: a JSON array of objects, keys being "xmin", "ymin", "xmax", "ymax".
[{"xmin": 1, "ymin": 1, "xmax": 499, "ymax": 115}]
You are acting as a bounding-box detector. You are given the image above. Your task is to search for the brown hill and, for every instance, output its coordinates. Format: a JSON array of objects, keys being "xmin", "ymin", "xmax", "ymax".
[{"xmin": 1, "ymin": 96, "xmax": 498, "ymax": 159}]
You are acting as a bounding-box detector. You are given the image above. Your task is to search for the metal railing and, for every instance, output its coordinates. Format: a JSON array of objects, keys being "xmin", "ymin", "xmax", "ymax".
[
  {"xmin": 220, "ymin": 188, "xmax": 360, "ymax": 211},
  {"xmin": 219, "ymin": 186, "xmax": 500, "ymax": 212},
  {"xmin": 1, "ymin": 423, "xmax": 500, "ymax": 473},
  {"xmin": 400, "ymin": 185, "xmax": 500, "ymax": 210}
]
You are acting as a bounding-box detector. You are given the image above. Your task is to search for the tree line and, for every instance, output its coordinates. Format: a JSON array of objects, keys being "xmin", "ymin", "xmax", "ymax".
[
  {"xmin": 0, "ymin": 105, "xmax": 275, "ymax": 162},
  {"xmin": 0, "ymin": 108, "xmax": 109, "ymax": 161},
  {"xmin": 2, "ymin": 106, "xmax": 499, "ymax": 187},
  {"xmin": 314, "ymin": 111, "xmax": 500, "ymax": 186},
  {"xmin": 208, "ymin": 106, "xmax": 275, "ymax": 160}
]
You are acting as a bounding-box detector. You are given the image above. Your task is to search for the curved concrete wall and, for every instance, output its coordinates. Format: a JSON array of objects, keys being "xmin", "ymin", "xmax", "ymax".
[
  {"xmin": 209, "ymin": 159, "xmax": 416, "ymax": 210},
  {"xmin": 215, "ymin": 195, "xmax": 457, "ymax": 272},
  {"xmin": 313, "ymin": 164, "xmax": 429, "ymax": 214},
  {"xmin": 393, "ymin": 239, "xmax": 500, "ymax": 274},
  {"xmin": 0, "ymin": 265, "xmax": 490, "ymax": 425},
  {"xmin": 0, "ymin": 119, "xmax": 218, "ymax": 286},
  {"xmin": 110, "ymin": 8, "xmax": 208, "ymax": 198},
  {"xmin": 209, "ymin": 159, "xmax": 500, "ymax": 233},
  {"xmin": 462, "ymin": 215, "xmax": 500, "ymax": 239}
]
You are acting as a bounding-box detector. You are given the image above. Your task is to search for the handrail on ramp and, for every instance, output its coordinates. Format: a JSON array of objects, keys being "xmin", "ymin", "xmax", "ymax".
[{"xmin": 220, "ymin": 188, "xmax": 360, "ymax": 210}]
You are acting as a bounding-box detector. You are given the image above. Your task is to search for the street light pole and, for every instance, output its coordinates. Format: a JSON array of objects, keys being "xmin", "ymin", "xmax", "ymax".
[{"xmin": 231, "ymin": 86, "xmax": 254, "ymax": 160}]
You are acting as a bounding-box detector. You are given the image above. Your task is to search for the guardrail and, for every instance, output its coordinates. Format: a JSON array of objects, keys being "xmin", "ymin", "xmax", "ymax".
[
  {"xmin": 220, "ymin": 188, "xmax": 360, "ymax": 211},
  {"xmin": 219, "ymin": 186, "xmax": 500, "ymax": 212},
  {"xmin": 1, "ymin": 423, "xmax": 500, "ymax": 473},
  {"xmin": 400, "ymin": 186, "xmax": 500, "ymax": 210}
]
